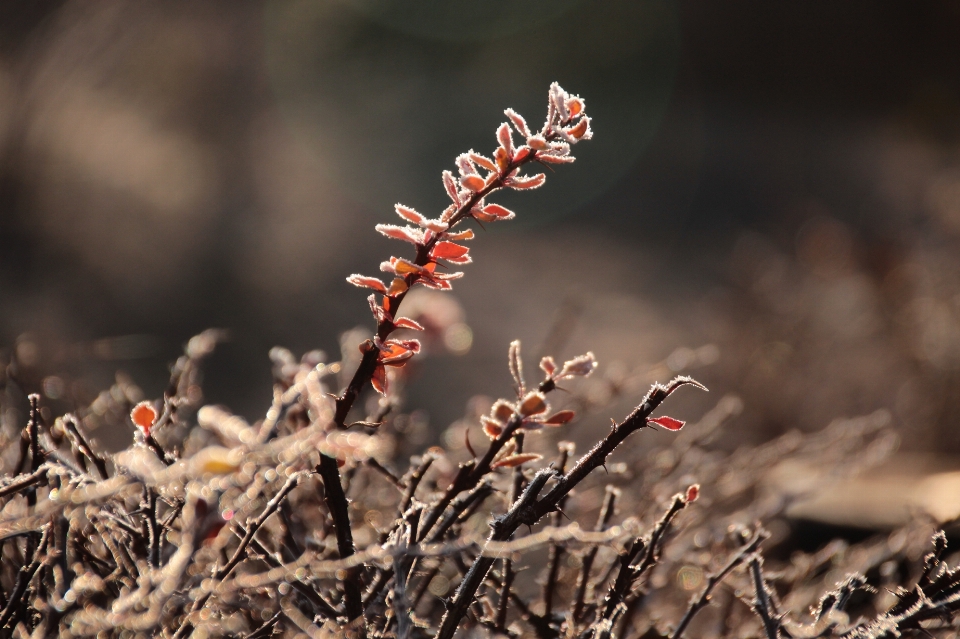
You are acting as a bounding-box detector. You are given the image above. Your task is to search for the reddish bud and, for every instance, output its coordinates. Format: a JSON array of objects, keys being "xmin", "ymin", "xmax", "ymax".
[
  {"xmin": 131, "ymin": 401, "xmax": 158, "ymax": 435},
  {"xmin": 685, "ymin": 484, "xmax": 700, "ymax": 503}
]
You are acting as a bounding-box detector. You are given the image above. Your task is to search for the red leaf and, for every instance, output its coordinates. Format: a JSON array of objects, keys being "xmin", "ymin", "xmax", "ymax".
[
  {"xmin": 542, "ymin": 410, "xmax": 575, "ymax": 426},
  {"xmin": 647, "ymin": 416, "xmax": 685, "ymax": 431},
  {"xmin": 431, "ymin": 242, "xmax": 470, "ymax": 261}
]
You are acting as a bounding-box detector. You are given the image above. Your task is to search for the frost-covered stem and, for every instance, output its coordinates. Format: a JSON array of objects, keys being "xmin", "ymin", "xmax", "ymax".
[
  {"xmin": 173, "ymin": 473, "xmax": 302, "ymax": 639},
  {"xmin": 598, "ymin": 493, "xmax": 687, "ymax": 626},
  {"xmin": 436, "ymin": 379, "xmax": 699, "ymax": 639},
  {"xmin": 0, "ymin": 523, "xmax": 50, "ymax": 631},
  {"xmin": 749, "ymin": 555, "xmax": 780, "ymax": 639},
  {"xmin": 333, "ymin": 149, "xmax": 545, "ymax": 429},
  {"xmin": 671, "ymin": 528, "xmax": 769, "ymax": 639},
  {"xmin": 316, "ymin": 456, "xmax": 364, "ymax": 621},
  {"xmin": 541, "ymin": 443, "xmax": 572, "ymax": 618},
  {"xmin": 495, "ymin": 433, "xmax": 525, "ymax": 632},
  {"xmin": 572, "ymin": 485, "xmax": 619, "ymax": 622},
  {"xmin": 436, "ymin": 469, "xmax": 556, "ymax": 639}
]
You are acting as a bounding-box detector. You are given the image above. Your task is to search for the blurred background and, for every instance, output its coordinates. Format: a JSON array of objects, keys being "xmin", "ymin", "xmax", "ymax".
[{"xmin": 2, "ymin": 0, "xmax": 960, "ymax": 456}]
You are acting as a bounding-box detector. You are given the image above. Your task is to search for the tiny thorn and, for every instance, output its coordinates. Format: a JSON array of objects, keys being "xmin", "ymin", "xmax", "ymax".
[{"xmin": 465, "ymin": 428, "xmax": 477, "ymax": 458}]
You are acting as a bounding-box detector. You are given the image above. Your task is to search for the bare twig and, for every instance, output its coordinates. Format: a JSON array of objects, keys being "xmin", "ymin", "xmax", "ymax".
[{"xmin": 671, "ymin": 527, "xmax": 769, "ymax": 639}]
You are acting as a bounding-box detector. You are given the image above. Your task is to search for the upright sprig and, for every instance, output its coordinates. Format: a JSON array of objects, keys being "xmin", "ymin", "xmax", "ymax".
[{"xmin": 340, "ymin": 83, "xmax": 592, "ymax": 413}]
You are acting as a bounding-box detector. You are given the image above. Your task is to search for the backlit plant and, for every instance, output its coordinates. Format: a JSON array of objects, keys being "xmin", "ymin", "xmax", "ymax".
[{"xmin": 2, "ymin": 84, "xmax": 960, "ymax": 639}]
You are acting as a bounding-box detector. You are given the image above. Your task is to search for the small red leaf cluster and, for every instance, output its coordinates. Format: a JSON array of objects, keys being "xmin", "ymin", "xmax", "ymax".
[{"xmin": 344, "ymin": 84, "xmax": 592, "ymax": 397}]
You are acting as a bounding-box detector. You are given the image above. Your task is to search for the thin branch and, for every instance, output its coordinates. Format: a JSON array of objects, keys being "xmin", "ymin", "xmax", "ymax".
[
  {"xmin": 749, "ymin": 554, "xmax": 781, "ymax": 639},
  {"xmin": 541, "ymin": 442, "xmax": 573, "ymax": 621},
  {"xmin": 316, "ymin": 455, "xmax": 363, "ymax": 620},
  {"xmin": 172, "ymin": 472, "xmax": 303, "ymax": 639},
  {"xmin": 572, "ymin": 485, "xmax": 620, "ymax": 623},
  {"xmin": 671, "ymin": 527, "xmax": 769, "ymax": 639},
  {"xmin": 0, "ymin": 524, "xmax": 50, "ymax": 631},
  {"xmin": 435, "ymin": 378, "xmax": 702, "ymax": 639}
]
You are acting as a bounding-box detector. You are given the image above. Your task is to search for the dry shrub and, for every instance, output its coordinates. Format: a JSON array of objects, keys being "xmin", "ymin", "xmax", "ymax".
[{"xmin": 2, "ymin": 84, "xmax": 959, "ymax": 639}]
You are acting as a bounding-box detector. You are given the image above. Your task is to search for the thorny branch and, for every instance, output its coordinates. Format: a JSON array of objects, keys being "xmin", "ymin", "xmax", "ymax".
[{"xmin": 2, "ymin": 83, "xmax": 949, "ymax": 639}]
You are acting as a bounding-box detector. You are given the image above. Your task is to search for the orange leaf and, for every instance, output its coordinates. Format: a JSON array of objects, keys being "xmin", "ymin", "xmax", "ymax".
[
  {"xmin": 481, "ymin": 416, "xmax": 502, "ymax": 439},
  {"xmin": 131, "ymin": 401, "xmax": 158, "ymax": 435},
  {"xmin": 460, "ymin": 175, "xmax": 485, "ymax": 192},
  {"xmin": 393, "ymin": 258, "xmax": 423, "ymax": 275},
  {"xmin": 492, "ymin": 453, "xmax": 541, "ymax": 469},
  {"xmin": 346, "ymin": 275, "xmax": 387, "ymax": 294},
  {"xmin": 491, "ymin": 400, "xmax": 515, "ymax": 422},
  {"xmin": 482, "ymin": 204, "xmax": 515, "ymax": 220},
  {"xmin": 445, "ymin": 229, "xmax": 475, "ymax": 241},
  {"xmin": 387, "ymin": 278, "xmax": 408, "ymax": 296},
  {"xmin": 371, "ymin": 364, "xmax": 387, "ymax": 396},
  {"xmin": 543, "ymin": 410, "xmax": 575, "ymax": 426},
  {"xmin": 567, "ymin": 117, "xmax": 589, "ymax": 140},
  {"xmin": 518, "ymin": 392, "xmax": 548, "ymax": 416},
  {"xmin": 431, "ymin": 242, "xmax": 470, "ymax": 261}
]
